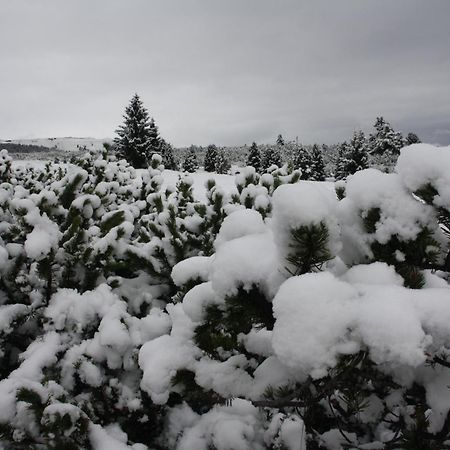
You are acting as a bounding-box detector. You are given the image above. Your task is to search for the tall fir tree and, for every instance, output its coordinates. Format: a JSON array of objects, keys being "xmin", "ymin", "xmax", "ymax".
[
  {"xmin": 204, "ymin": 145, "xmax": 218, "ymax": 172},
  {"xmin": 246, "ymin": 142, "xmax": 261, "ymax": 172},
  {"xmin": 369, "ymin": 116, "xmax": 404, "ymax": 156},
  {"xmin": 182, "ymin": 146, "xmax": 199, "ymax": 173},
  {"xmin": 114, "ymin": 94, "xmax": 161, "ymax": 168},
  {"xmin": 309, "ymin": 144, "xmax": 326, "ymax": 181}
]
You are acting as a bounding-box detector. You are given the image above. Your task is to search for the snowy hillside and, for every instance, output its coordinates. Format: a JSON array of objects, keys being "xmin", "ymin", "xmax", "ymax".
[{"xmin": 1, "ymin": 137, "xmax": 112, "ymax": 152}]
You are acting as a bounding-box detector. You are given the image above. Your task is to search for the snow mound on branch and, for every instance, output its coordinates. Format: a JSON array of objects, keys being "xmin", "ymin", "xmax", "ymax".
[
  {"xmin": 171, "ymin": 256, "xmax": 212, "ymax": 287},
  {"xmin": 396, "ymin": 143, "xmax": 450, "ymax": 210},
  {"xmin": 215, "ymin": 209, "xmax": 266, "ymax": 249},
  {"xmin": 272, "ymin": 266, "xmax": 450, "ymax": 378},
  {"xmin": 338, "ymin": 168, "xmax": 442, "ymax": 264},
  {"xmin": 210, "ymin": 232, "xmax": 277, "ymax": 298},
  {"xmin": 168, "ymin": 399, "xmax": 265, "ymax": 450},
  {"xmin": 271, "ymin": 182, "xmax": 341, "ymax": 270}
]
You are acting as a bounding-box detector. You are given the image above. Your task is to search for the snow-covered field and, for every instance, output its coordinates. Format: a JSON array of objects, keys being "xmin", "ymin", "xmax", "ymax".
[{"xmin": 3, "ymin": 137, "xmax": 112, "ymax": 152}]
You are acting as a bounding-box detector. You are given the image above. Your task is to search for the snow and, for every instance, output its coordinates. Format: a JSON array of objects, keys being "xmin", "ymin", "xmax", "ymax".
[
  {"xmin": 214, "ymin": 209, "xmax": 266, "ymax": 249},
  {"xmin": 272, "ymin": 266, "xmax": 450, "ymax": 378},
  {"xmin": 396, "ymin": 143, "xmax": 450, "ymax": 210},
  {"xmin": 171, "ymin": 256, "xmax": 212, "ymax": 287},
  {"xmin": 210, "ymin": 232, "xmax": 277, "ymax": 298},
  {"xmin": 4, "ymin": 137, "xmax": 112, "ymax": 153}
]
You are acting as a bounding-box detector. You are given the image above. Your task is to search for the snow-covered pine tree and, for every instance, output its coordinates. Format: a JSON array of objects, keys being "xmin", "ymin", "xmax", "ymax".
[
  {"xmin": 204, "ymin": 144, "xmax": 218, "ymax": 172},
  {"xmin": 182, "ymin": 146, "xmax": 199, "ymax": 172},
  {"xmin": 309, "ymin": 144, "xmax": 326, "ymax": 181},
  {"xmin": 214, "ymin": 149, "xmax": 231, "ymax": 174},
  {"xmin": 335, "ymin": 131, "xmax": 369, "ymax": 179},
  {"xmin": 369, "ymin": 116, "xmax": 404, "ymax": 156},
  {"xmin": 160, "ymin": 139, "xmax": 178, "ymax": 170},
  {"xmin": 246, "ymin": 142, "xmax": 261, "ymax": 172},
  {"xmin": 114, "ymin": 93, "xmax": 161, "ymax": 168},
  {"xmin": 276, "ymin": 134, "xmax": 285, "ymax": 146},
  {"xmin": 406, "ymin": 132, "xmax": 421, "ymax": 145},
  {"xmin": 261, "ymin": 146, "xmax": 282, "ymax": 172},
  {"xmin": 292, "ymin": 144, "xmax": 313, "ymax": 179}
]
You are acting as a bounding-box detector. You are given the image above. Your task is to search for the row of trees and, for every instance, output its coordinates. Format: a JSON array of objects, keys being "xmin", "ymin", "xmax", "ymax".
[{"xmin": 113, "ymin": 94, "xmax": 420, "ymax": 179}]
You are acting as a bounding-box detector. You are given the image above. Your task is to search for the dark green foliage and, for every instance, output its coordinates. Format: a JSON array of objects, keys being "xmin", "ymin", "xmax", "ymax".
[
  {"xmin": 160, "ymin": 139, "xmax": 178, "ymax": 170},
  {"xmin": 204, "ymin": 144, "xmax": 218, "ymax": 172},
  {"xmin": 285, "ymin": 222, "xmax": 332, "ymax": 275},
  {"xmin": 194, "ymin": 286, "xmax": 274, "ymax": 360},
  {"xmin": 214, "ymin": 149, "xmax": 231, "ymax": 174},
  {"xmin": 292, "ymin": 145, "xmax": 313, "ymax": 179},
  {"xmin": 335, "ymin": 131, "xmax": 369, "ymax": 179},
  {"xmin": 309, "ymin": 144, "xmax": 326, "ymax": 181},
  {"xmin": 114, "ymin": 93, "xmax": 161, "ymax": 168},
  {"xmin": 246, "ymin": 142, "xmax": 261, "ymax": 172},
  {"xmin": 261, "ymin": 146, "xmax": 283, "ymax": 171},
  {"xmin": 406, "ymin": 132, "xmax": 421, "ymax": 145},
  {"xmin": 362, "ymin": 206, "xmax": 442, "ymax": 288},
  {"xmin": 276, "ymin": 134, "xmax": 285, "ymax": 146},
  {"xmin": 369, "ymin": 116, "xmax": 404, "ymax": 156},
  {"xmin": 182, "ymin": 146, "xmax": 199, "ymax": 172}
]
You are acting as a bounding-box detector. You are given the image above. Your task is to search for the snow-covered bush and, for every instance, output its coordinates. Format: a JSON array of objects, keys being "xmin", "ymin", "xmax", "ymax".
[{"xmin": 0, "ymin": 143, "xmax": 448, "ymax": 449}]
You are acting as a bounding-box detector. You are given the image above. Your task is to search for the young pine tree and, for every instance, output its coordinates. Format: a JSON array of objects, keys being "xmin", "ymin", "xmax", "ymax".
[
  {"xmin": 246, "ymin": 142, "xmax": 261, "ymax": 172},
  {"xmin": 261, "ymin": 146, "xmax": 282, "ymax": 172},
  {"xmin": 204, "ymin": 145, "xmax": 218, "ymax": 172},
  {"xmin": 214, "ymin": 149, "xmax": 231, "ymax": 174},
  {"xmin": 309, "ymin": 144, "xmax": 326, "ymax": 181},
  {"xmin": 160, "ymin": 139, "xmax": 178, "ymax": 170},
  {"xmin": 114, "ymin": 93, "xmax": 161, "ymax": 168},
  {"xmin": 336, "ymin": 131, "xmax": 369, "ymax": 180}
]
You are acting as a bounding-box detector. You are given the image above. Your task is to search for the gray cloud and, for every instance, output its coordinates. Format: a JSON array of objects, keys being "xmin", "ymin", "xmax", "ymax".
[{"xmin": 1, "ymin": 0, "xmax": 449, "ymax": 146}]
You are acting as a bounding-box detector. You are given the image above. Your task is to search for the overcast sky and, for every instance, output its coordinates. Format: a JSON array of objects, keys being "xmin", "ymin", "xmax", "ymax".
[{"xmin": 1, "ymin": 0, "xmax": 449, "ymax": 146}]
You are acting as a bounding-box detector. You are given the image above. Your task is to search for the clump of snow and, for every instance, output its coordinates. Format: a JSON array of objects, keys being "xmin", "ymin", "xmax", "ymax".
[
  {"xmin": 171, "ymin": 256, "xmax": 212, "ymax": 287},
  {"xmin": 272, "ymin": 267, "xmax": 450, "ymax": 378},
  {"xmin": 396, "ymin": 144, "xmax": 450, "ymax": 210},
  {"xmin": 271, "ymin": 182, "xmax": 341, "ymax": 273},
  {"xmin": 214, "ymin": 209, "xmax": 266, "ymax": 249},
  {"xmin": 210, "ymin": 232, "xmax": 277, "ymax": 298}
]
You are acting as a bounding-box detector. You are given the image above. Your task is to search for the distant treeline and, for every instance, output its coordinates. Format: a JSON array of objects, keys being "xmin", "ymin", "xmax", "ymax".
[{"xmin": 0, "ymin": 142, "xmax": 51, "ymax": 153}]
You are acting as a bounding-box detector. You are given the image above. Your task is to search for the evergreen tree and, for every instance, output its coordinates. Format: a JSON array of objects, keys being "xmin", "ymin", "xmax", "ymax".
[
  {"xmin": 309, "ymin": 144, "xmax": 326, "ymax": 181},
  {"xmin": 214, "ymin": 149, "xmax": 231, "ymax": 174},
  {"xmin": 204, "ymin": 145, "xmax": 218, "ymax": 172},
  {"xmin": 261, "ymin": 146, "xmax": 282, "ymax": 172},
  {"xmin": 182, "ymin": 146, "xmax": 199, "ymax": 172},
  {"xmin": 276, "ymin": 134, "xmax": 285, "ymax": 146},
  {"xmin": 160, "ymin": 139, "xmax": 178, "ymax": 170},
  {"xmin": 292, "ymin": 145, "xmax": 313, "ymax": 179},
  {"xmin": 369, "ymin": 116, "xmax": 404, "ymax": 156},
  {"xmin": 246, "ymin": 142, "xmax": 261, "ymax": 172},
  {"xmin": 335, "ymin": 141, "xmax": 349, "ymax": 180},
  {"xmin": 114, "ymin": 93, "xmax": 161, "ymax": 168},
  {"xmin": 406, "ymin": 132, "xmax": 421, "ymax": 145},
  {"xmin": 335, "ymin": 132, "xmax": 369, "ymax": 180}
]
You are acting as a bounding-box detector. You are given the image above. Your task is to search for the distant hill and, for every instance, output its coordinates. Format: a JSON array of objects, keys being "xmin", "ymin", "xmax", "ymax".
[{"xmin": 1, "ymin": 137, "xmax": 113, "ymax": 152}]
